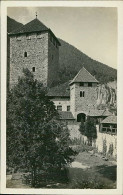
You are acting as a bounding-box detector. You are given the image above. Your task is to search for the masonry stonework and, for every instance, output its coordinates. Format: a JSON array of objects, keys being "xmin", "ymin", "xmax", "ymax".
[
  {"xmin": 75, "ymin": 84, "xmax": 98, "ymax": 111},
  {"xmin": 9, "ymin": 31, "xmax": 59, "ymax": 88},
  {"xmin": 70, "ymin": 83, "xmax": 98, "ymax": 118},
  {"xmin": 48, "ymin": 34, "xmax": 59, "ymax": 86}
]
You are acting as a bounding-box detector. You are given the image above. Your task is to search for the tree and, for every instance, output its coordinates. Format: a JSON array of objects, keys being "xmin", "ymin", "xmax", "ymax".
[
  {"xmin": 84, "ymin": 116, "xmax": 97, "ymax": 146},
  {"xmin": 7, "ymin": 68, "xmax": 76, "ymax": 187}
]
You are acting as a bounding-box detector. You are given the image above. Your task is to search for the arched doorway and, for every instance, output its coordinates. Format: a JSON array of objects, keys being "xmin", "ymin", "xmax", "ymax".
[{"xmin": 77, "ymin": 113, "xmax": 86, "ymax": 122}]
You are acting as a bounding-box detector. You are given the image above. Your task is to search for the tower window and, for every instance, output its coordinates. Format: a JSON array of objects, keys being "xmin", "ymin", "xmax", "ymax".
[
  {"xmin": 16, "ymin": 36, "xmax": 21, "ymax": 41},
  {"xmin": 37, "ymin": 33, "xmax": 42, "ymax": 39},
  {"xmin": 80, "ymin": 91, "xmax": 85, "ymax": 97},
  {"xmin": 52, "ymin": 55, "xmax": 54, "ymax": 60},
  {"xmin": 80, "ymin": 82, "xmax": 84, "ymax": 86},
  {"xmin": 67, "ymin": 106, "xmax": 70, "ymax": 111},
  {"xmin": 88, "ymin": 82, "xmax": 92, "ymax": 87},
  {"xmin": 26, "ymin": 34, "xmax": 31, "ymax": 40},
  {"xmin": 32, "ymin": 67, "xmax": 35, "ymax": 72},
  {"xmin": 24, "ymin": 52, "xmax": 27, "ymax": 57}
]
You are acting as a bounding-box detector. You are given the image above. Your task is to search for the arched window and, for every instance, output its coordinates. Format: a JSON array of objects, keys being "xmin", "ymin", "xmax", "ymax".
[{"xmin": 24, "ymin": 52, "xmax": 27, "ymax": 57}]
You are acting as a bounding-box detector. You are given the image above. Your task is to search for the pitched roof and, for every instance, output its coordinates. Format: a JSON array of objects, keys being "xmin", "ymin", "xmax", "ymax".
[
  {"xmin": 9, "ymin": 18, "xmax": 48, "ymax": 34},
  {"xmin": 47, "ymin": 82, "xmax": 70, "ymax": 97},
  {"xmin": 58, "ymin": 111, "xmax": 75, "ymax": 120},
  {"xmin": 87, "ymin": 109, "xmax": 112, "ymax": 117},
  {"xmin": 101, "ymin": 109, "xmax": 113, "ymax": 116},
  {"xmin": 70, "ymin": 67, "xmax": 98, "ymax": 85},
  {"xmin": 87, "ymin": 109, "xmax": 104, "ymax": 117},
  {"xmin": 101, "ymin": 115, "xmax": 117, "ymax": 124},
  {"xmin": 8, "ymin": 18, "xmax": 61, "ymax": 46}
]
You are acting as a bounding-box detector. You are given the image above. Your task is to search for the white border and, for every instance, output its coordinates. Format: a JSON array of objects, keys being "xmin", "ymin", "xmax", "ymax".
[{"xmin": 1, "ymin": 1, "xmax": 123, "ymax": 194}]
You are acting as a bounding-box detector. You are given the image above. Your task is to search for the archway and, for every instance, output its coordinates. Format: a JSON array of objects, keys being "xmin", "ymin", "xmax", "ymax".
[{"xmin": 77, "ymin": 113, "xmax": 86, "ymax": 122}]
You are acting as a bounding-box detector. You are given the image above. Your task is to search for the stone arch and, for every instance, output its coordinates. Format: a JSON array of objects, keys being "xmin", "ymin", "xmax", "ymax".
[{"xmin": 77, "ymin": 113, "xmax": 86, "ymax": 122}]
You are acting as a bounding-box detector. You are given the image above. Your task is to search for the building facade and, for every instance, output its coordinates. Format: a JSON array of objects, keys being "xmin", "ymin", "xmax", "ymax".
[
  {"xmin": 8, "ymin": 16, "xmax": 117, "ymax": 157},
  {"xmin": 70, "ymin": 67, "xmax": 98, "ymax": 120}
]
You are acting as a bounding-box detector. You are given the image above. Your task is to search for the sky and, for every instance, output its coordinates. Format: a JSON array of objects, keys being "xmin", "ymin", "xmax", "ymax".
[{"xmin": 7, "ymin": 7, "xmax": 117, "ymax": 69}]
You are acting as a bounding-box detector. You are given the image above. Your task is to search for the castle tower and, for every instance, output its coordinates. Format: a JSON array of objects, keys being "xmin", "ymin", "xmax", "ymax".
[
  {"xmin": 70, "ymin": 67, "xmax": 99, "ymax": 121},
  {"xmin": 8, "ymin": 17, "xmax": 61, "ymax": 88}
]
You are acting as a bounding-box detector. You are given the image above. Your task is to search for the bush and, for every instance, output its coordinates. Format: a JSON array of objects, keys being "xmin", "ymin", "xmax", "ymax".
[
  {"xmin": 108, "ymin": 143, "xmax": 114, "ymax": 157},
  {"xmin": 69, "ymin": 178, "xmax": 115, "ymax": 189}
]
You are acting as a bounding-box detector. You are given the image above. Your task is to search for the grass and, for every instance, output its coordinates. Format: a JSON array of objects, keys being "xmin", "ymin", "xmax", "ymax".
[{"xmin": 6, "ymin": 146, "xmax": 116, "ymax": 189}]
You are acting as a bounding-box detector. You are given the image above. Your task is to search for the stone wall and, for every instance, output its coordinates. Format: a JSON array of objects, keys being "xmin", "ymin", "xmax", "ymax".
[
  {"xmin": 10, "ymin": 32, "xmax": 49, "ymax": 87},
  {"xmin": 68, "ymin": 123, "xmax": 117, "ymax": 157},
  {"xmin": 9, "ymin": 31, "xmax": 59, "ymax": 88},
  {"xmin": 67, "ymin": 123, "xmax": 81, "ymax": 139},
  {"xmin": 95, "ymin": 125, "xmax": 117, "ymax": 157},
  {"xmin": 48, "ymin": 33, "xmax": 59, "ymax": 87},
  {"xmin": 51, "ymin": 97, "xmax": 70, "ymax": 112},
  {"xmin": 74, "ymin": 83, "xmax": 98, "ymax": 112},
  {"xmin": 70, "ymin": 84, "xmax": 76, "ymax": 117}
]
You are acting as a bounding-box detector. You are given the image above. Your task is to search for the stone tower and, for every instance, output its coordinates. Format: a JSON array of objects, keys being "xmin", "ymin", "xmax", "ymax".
[
  {"xmin": 70, "ymin": 67, "xmax": 99, "ymax": 121},
  {"xmin": 8, "ymin": 17, "xmax": 61, "ymax": 88}
]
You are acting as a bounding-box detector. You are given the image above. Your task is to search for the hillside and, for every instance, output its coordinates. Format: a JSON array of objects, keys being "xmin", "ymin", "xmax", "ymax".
[
  {"xmin": 58, "ymin": 39, "xmax": 117, "ymax": 86},
  {"xmin": 7, "ymin": 16, "xmax": 117, "ymax": 86}
]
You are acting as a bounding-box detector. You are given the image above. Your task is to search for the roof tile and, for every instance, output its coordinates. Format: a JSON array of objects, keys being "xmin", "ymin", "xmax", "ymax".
[
  {"xmin": 9, "ymin": 18, "xmax": 48, "ymax": 35},
  {"xmin": 47, "ymin": 82, "xmax": 70, "ymax": 97},
  {"xmin": 58, "ymin": 111, "xmax": 75, "ymax": 120},
  {"xmin": 101, "ymin": 115, "xmax": 117, "ymax": 124},
  {"xmin": 70, "ymin": 67, "xmax": 98, "ymax": 84},
  {"xmin": 87, "ymin": 109, "xmax": 112, "ymax": 117},
  {"xmin": 8, "ymin": 18, "xmax": 61, "ymax": 46}
]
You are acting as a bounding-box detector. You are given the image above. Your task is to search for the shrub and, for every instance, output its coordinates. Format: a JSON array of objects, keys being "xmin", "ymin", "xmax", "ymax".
[
  {"xmin": 108, "ymin": 143, "xmax": 114, "ymax": 157},
  {"xmin": 103, "ymin": 139, "xmax": 107, "ymax": 156}
]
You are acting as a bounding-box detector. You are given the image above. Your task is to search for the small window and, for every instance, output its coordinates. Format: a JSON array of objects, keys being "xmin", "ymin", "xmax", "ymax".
[
  {"xmin": 80, "ymin": 91, "xmax": 85, "ymax": 97},
  {"xmin": 67, "ymin": 106, "xmax": 70, "ymax": 111},
  {"xmin": 80, "ymin": 82, "xmax": 84, "ymax": 86},
  {"xmin": 16, "ymin": 36, "xmax": 21, "ymax": 41},
  {"xmin": 37, "ymin": 33, "xmax": 42, "ymax": 39},
  {"xmin": 32, "ymin": 67, "xmax": 35, "ymax": 72},
  {"xmin": 103, "ymin": 124, "xmax": 110, "ymax": 128},
  {"xmin": 24, "ymin": 52, "xmax": 27, "ymax": 57},
  {"xmin": 26, "ymin": 34, "xmax": 31, "ymax": 40},
  {"xmin": 88, "ymin": 83, "xmax": 92, "ymax": 87},
  {"xmin": 80, "ymin": 91, "xmax": 82, "ymax": 97},
  {"xmin": 107, "ymin": 128, "xmax": 111, "ymax": 133},
  {"xmin": 57, "ymin": 105, "xmax": 62, "ymax": 111},
  {"xmin": 112, "ymin": 128, "xmax": 116, "ymax": 134},
  {"xmin": 52, "ymin": 55, "xmax": 54, "ymax": 60},
  {"xmin": 112, "ymin": 124, "xmax": 117, "ymax": 128},
  {"xmin": 102, "ymin": 128, "xmax": 106, "ymax": 132}
]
